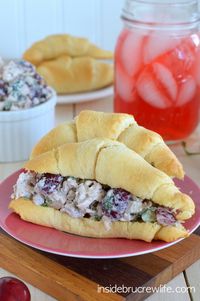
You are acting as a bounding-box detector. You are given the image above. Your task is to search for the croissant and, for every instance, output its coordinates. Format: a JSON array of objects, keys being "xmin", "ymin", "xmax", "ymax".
[
  {"xmin": 31, "ymin": 110, "xmax": 184, "ymax": 179},
  {"xmin": 10, "ymin": 139, "xmax": 194, "ymax": 242},
  {"xmin": 23, "ymin": 34, "xmax": 113, "ymax": 66},
  {"xmin": 37, "ymin": 55, "xmax": 113, "ymax": 94}
]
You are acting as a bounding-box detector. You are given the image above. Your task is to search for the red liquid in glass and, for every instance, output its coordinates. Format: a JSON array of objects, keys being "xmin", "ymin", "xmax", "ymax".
[{"xmin": 114, "ymin": 29, "xmax": 200, "ymax": 141}]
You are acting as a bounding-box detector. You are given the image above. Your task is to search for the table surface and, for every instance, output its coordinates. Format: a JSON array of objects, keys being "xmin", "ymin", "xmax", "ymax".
[{"xmin": 0, "ymin": 96, "xmax": 199, "ymax": 301}]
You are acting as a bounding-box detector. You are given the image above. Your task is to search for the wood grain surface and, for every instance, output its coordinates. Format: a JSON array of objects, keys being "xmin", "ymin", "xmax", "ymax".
[{"xmin": 0, "ymin": 228, "xmax": 199, "ymax": 301}]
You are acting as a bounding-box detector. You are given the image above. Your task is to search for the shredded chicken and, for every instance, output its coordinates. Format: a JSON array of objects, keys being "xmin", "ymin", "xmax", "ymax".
[{"xmin": 12, "ymin": 171, "xmax": 179, "ymax": 227}]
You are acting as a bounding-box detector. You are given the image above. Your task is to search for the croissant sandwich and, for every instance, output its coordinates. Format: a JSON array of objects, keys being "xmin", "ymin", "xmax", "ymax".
[
  {"xmin": 23, "ymin": 34, "xmax": 113, "ymax": 66},
  {"xmin": 31, "ymin": 110, "xmax": 184, "ymax": 179},
  {"xmin": 10, "ymin": 139, "xmax": 195, "ymax": 242}
]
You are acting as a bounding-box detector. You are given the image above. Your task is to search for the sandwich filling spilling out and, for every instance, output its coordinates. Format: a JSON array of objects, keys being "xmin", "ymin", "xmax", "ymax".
[{"xmin": 12, "ymin": 171, "xmax": 181, "ymax": 229}]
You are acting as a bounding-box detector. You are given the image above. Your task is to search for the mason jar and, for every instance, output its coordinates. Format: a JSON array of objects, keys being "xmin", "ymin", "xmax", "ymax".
[{"xmin": 114, "ymin": 0, "xmax": 200, "ymax": 141}]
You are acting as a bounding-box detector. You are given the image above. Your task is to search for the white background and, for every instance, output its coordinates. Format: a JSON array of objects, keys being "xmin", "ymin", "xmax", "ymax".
[{"xmin": 0, "ymin": 0, "xmax": 124, "ymax": 59}]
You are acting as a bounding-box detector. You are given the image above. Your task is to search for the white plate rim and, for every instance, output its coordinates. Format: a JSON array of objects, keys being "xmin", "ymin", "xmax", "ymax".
[{"xmin": 57, "ymin": 85, "xmax": 114, "ymax": 104}]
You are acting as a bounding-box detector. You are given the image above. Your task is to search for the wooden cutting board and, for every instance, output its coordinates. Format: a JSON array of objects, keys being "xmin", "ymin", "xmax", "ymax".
[{"xmin": 0, "ymin": 227, "xmax": 200, "ymax": 301}]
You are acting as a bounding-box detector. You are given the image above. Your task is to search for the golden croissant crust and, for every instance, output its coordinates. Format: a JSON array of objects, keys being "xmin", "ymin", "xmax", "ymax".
[
  {"xmin": 31, "ymin": 110, "xmax": 184, "ymax": 179},
  {"xmin": 37, "ymin": 55, "xmax": 113, "ymax": 94},
  {"xmin": 23, "ymin": 34, "xmax": 113, "ymax": 66}
]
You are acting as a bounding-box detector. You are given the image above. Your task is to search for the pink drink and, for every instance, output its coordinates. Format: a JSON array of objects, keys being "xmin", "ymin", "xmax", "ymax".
[{"xmin": 114, "ymin": 1, "xmax": 200, "ymax": 141}]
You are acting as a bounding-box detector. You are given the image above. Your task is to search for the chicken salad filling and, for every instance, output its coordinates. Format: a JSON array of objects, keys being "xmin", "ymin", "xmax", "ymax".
[
  {"xmin": 12, "ymin": 171, "xmax": 181, "ymax": 229},
  {"xmin": 0, "ymin": 59, "xmax": 53, "ymax": 111}
]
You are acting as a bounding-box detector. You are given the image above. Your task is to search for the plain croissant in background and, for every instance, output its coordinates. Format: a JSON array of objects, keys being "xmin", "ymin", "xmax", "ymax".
[
  {"xmin": 23, "ymin": 34, "xmax": 113, "ymax": 65},
  {"xmin": 23, "ymin": 34, "xmax": 114, "ymax": 94},
  {"xmin": 37, "ymin": 55, "xmax": 113, "ymax": 94}
]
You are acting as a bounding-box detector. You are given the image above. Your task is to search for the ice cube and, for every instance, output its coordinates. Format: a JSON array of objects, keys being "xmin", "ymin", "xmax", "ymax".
[
  {"xmin": 144, "ymin": 34, "xmax": 180, "ymax": 64},
  {"xmin": 121, "ymin": 32, "xmax": 144, "ymax": 77},
  {"xmin": 136, "ymin": 69, "xmax": 171, "ymax": 109},
  {"xmin": 153, "ymin": 62, "xmax": 177, "ymax": 100},
  {"xmin": 193, "ymin": 51, "xmax": 200, "ymax": 86},
  {"xmin": 115, "ymin": 66, "xmax": 136, "ymax": 103},
  {"xmin": 177, "ymin": 76, "xmax": 196, "ymax": 106}
]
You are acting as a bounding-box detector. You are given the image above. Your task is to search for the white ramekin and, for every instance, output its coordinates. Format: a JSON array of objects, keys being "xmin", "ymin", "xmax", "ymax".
[{"xmin": 0, "ymin": 91, "xmax": 57, "ymax": 162}]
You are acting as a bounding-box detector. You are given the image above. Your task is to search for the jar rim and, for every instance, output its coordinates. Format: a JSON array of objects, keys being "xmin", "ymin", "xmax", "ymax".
[
  {"xmin": 130, "ymin": 0, "xmax": 197, "ymax": 5},
  {"xmin": 122, "ymin": 0, "xmax": 200, "ymax": 29}
]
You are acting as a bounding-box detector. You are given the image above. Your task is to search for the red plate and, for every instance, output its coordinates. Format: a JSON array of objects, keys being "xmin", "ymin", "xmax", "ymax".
[{"xmin": 0, "ymin": 170, "xmax": 199, "ymax": 258}]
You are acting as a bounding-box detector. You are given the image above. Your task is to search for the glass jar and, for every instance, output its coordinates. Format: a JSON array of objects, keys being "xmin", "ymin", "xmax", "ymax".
[{"xmin": 114, "ymin": 0, "xmax": 200, "ymax": 141}]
